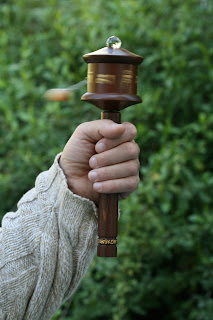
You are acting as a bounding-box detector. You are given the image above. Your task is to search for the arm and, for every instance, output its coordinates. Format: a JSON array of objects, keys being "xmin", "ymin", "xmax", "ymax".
[
  {"xmin": 0, "ymin": 154, "xmax": 98, "ymax": 320},
  {"xmin": 0, "ymin": 120, "xmax": 140, "ymax": 320}
]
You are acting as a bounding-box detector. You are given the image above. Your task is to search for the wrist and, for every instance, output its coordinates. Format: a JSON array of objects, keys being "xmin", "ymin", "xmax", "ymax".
[
  {"xmin": 59, "ymin": 156, "xmax": 98, "ymax": 204},
  {"xmin": 58, "ymin": 156, "xmax": 75, "ymax": 191}
]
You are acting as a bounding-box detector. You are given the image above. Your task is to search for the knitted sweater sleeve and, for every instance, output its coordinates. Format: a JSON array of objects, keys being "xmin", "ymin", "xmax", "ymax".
[{"xmin": 0, "ymin": 154, "xmax": 98, "ymax": 320}]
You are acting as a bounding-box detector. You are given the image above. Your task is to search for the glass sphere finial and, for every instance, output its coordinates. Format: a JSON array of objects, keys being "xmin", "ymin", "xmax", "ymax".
[{"xmin": 106, "ymin": 36, "xmax": 122, "ymax": 49}]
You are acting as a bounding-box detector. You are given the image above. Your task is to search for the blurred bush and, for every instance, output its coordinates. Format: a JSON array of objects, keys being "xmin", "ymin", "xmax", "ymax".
[{"xmin": 0, "ymin": 0, "xmax": 213, "ymax": 319}]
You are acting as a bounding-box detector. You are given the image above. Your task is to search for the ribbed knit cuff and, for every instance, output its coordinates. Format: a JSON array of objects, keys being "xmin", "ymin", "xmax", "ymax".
[{"xmin": 53, "ymin": 153, "xmax": 98, "ymax": 219}]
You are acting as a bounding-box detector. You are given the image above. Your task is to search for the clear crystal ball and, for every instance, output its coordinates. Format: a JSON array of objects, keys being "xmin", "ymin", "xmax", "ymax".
[{"xmin": 106, "ymin": 36, "xmax": 122, "ymax": 49}]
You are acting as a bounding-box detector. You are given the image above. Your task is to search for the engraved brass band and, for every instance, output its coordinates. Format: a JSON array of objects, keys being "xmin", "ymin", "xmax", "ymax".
[
  {"xmin": 87, "ymin": 63, "xmax": 137, "ymax": 95},
  {"xmin": 98, "ymin": 239, "xmax": 117, "ymax": 245}
]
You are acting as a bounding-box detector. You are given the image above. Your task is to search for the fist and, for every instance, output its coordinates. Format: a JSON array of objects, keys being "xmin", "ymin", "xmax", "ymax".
[{"xmin": 59, "ymin": 120, "xmax": 140, "ymax": 204}]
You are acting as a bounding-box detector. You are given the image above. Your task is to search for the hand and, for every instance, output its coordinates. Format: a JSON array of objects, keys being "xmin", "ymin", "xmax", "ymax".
[{"xmin": 59, "ymin": 120, "xmax": 140, "ymax": 205}]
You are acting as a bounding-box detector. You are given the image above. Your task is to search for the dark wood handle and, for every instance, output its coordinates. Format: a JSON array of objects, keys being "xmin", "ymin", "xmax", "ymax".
[{"xmin": 97, "ymin": 111, "xmax": 121, "ymax": 257}]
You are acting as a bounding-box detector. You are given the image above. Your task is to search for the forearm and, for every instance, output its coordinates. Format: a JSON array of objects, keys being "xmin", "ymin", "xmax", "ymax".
[{"xmin": 0, "ymin": 154, "xmax": 98, "ymax": 320}]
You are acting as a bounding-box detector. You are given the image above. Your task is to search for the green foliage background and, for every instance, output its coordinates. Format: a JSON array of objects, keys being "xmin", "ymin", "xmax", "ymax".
[{"xmin": 0, "ymin": 0, "xmax": 213, "ymax": 319}]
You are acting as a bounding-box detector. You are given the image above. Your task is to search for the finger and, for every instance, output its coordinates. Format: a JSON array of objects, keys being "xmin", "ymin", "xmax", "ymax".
[
  {"xmin": 92, "ymin": 175, "xmax": 140, "ymax": 194},
  {"xmin": 95, "ymin": 122, "xmax": 137, "ymax": 153},
  {"xmin": 119, "ymin": 191, "xmax": 133, "ymax": 200},
  {"xmin": 89, "ymin": 141, "xmax": 140, "ymax": 169},
  {"xmin": 88, "ymin": 159, "xmax": 140, "ymax": 182},
  {"xmin": 75, "ymin": 120, "xmax": 125, "ymax": 142}
]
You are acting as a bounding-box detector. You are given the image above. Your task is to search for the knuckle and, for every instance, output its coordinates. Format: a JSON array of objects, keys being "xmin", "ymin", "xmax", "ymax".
[
  {"xmin": 75, "ymin": 122, "xmax": 87, "ymax": 134},
  {"xmin": 126, "ymin": 142, "xmax": 134, "ymax": 156},
  {"xmin": 129, "ymin": 160, "xmax": 140, "ymax": 175},
  {"xmin": 136, "ymin": 159, "xmax": 140, "ymax": 170},
  {"xmin": 137, "ymin": 144, "xmax": 140, "ymax": 155},
  {"xmin": 132, "ymin": 159, "xmax": 140, "ymax": 175},
  {"xmin": 128, "ymin": 176, "xmax": 140, "ymax": 190},
  {"xmin": 136, "ymin": 175, "xmax": 140, "ymax": 185},
  {"xmin": 134, "ymin": 143, "xmax": 140, "ymax": 156},
  {"xmin": 128, "ymin": 123, "xmax": 137, "ymax": 139},
  {"xmin": 126, "ymin": 142, "xmax": 138, "ymax": 158}
]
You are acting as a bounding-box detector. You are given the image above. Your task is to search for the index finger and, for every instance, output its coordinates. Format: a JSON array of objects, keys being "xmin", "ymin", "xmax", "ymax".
[
  {"xmin": 75, "ymin": 120, "xmax": 125, "ymax": 142},
  {"xmin": 95, "ymin": 122, "xmax": 137, "ymax": 153}
]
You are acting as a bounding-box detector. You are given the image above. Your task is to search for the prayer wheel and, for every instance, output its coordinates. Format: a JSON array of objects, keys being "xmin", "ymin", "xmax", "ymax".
[{"xmin": 81, "ymin": 36, "xmax": 143, "ymax": 257}]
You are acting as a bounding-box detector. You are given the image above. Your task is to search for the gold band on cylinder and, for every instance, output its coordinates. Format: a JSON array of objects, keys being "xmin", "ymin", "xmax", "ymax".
[{"xmin": 98, "ymin": 239, "xmax": 117, "ymax": 245}]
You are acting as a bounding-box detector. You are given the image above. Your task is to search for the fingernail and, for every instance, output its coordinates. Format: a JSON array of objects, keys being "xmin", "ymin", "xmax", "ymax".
[
  {"xmin": 88, "ymin": 171, "xmax": 98, "ymax": 182},
  {"xmin": 96, "ymin": 142, "xmax": 105, "ymax": 153},
  {"xmin": 94, "ymin": 182, "xmax": 102, "ymax": 192},
  {"xmin": 90, "ymin": 156, "xmax": 97, "ymax": 168}
]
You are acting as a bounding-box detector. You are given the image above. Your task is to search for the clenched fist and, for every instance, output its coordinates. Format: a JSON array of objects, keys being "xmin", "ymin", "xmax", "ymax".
[{"xmin": 59, "ymin": 120, "xmax": 140, "ymax": 205}]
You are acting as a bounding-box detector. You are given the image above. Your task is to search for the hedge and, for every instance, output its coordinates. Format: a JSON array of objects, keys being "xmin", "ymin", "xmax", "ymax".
[{"xmin": 0, "ymin": 0, "xmax": 213, "ymax": 319}]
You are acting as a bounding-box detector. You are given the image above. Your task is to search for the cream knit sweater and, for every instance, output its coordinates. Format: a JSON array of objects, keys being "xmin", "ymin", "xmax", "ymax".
[{"xmin": 0, "ymin": 154, "xmax": 98, "ymax": 320}]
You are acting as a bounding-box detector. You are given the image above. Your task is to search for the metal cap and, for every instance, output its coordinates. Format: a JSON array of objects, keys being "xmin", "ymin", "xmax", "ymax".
[{"xmin": 83, "ymin": 36, "xmax": 143, "ymax": 65}]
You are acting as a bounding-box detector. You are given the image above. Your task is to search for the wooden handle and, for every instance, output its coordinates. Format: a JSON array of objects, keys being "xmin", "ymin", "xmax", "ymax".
[{"xmin": 97, "ymin": 111, "xmax": 121, "ymax": 257}]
